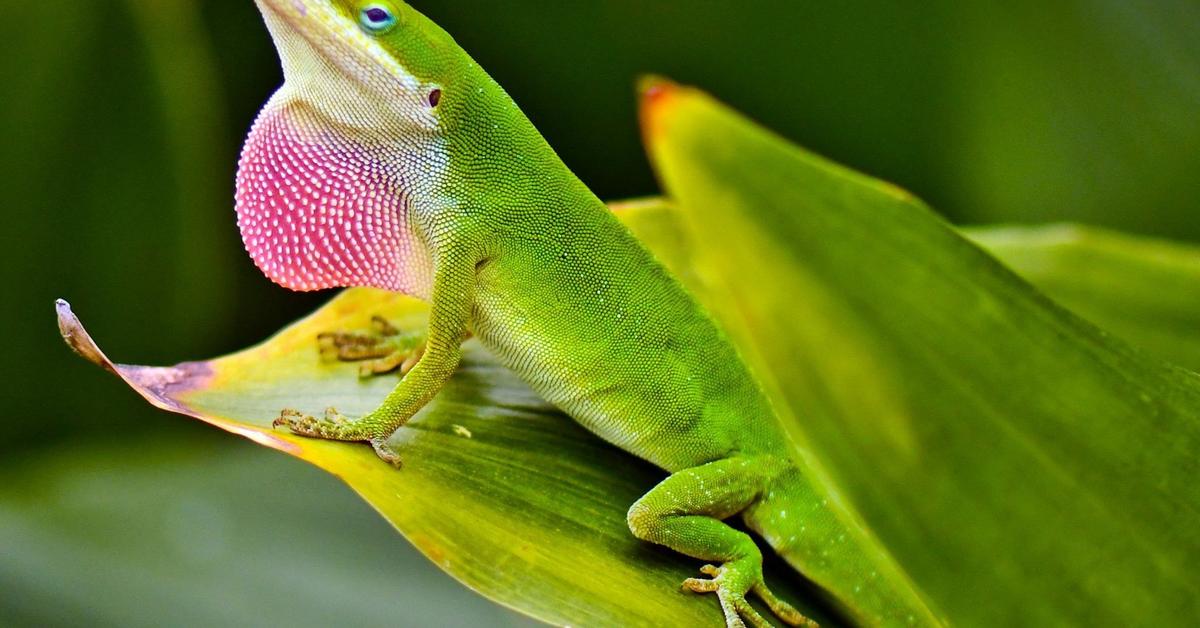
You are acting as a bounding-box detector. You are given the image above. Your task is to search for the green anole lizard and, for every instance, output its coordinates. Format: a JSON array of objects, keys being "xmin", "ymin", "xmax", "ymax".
[{"xmin": 237, "ymin": 1, "xmax": 941, "ymax": 626}]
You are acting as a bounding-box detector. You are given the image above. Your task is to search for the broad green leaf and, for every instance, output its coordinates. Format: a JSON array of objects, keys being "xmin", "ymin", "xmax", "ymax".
[
  {"xmin": 639, "ymin": 80, "xmax": 1200, "ymax": 626},
  {"xmin": 612, "ymin": 201, "xmax": 1200, "ymax": 376},
  {"xmin": 56, "ymin": 295, "xmax": 833, "ymax": 627},
  {"xmin": 966, "ymin": 224, "xmax": 1200, "ymax": 373}
]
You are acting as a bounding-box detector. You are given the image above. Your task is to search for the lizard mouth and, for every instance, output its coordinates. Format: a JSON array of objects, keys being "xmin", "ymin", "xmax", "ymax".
[{"xmin": 253, "ymin": 0, "xmax": 429, "ymax": 103}]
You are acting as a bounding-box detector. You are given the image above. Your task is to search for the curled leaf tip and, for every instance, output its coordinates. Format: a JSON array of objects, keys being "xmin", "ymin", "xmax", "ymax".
[
  {"xmin": 54, "ymin": 297, "xmax": 213, "ymax": 417},
  {"xmin": 56, "ymin": 298, "xmax": 117, "ymax": 374}
]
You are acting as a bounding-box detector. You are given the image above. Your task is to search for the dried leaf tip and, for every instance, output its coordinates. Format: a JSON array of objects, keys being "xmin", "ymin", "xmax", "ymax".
[{"xmin": 55, "ymin": 298, "xmax": 117, "ymax": 374}]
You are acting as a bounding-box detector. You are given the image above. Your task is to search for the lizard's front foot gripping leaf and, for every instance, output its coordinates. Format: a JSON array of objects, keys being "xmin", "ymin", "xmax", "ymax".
[
  {"xmin": 317, "ymin": 314, "xmax": 426, "ymax": 378},
  {"xmin": 273, "ymin": 407, "xmax": 402, "ymax": 467},
  {"xmin": 684, "ymin": 563, "xmax": 817, "ymax": 628}
]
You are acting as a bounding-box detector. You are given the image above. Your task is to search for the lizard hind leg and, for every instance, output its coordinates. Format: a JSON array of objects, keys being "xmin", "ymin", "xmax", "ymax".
[
  {"xmin": 317, "ymin": 314, "xmax": 428, "ymax": 378},
  {"xmin": 626, "ymin": 456, "xmax": 816, "ymax": 628}
]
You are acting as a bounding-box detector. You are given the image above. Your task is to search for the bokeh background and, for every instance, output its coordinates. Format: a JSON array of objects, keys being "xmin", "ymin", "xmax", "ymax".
[{"xmin": 3, "ymin": 1, "xmax": 1198, "ymax": 625}]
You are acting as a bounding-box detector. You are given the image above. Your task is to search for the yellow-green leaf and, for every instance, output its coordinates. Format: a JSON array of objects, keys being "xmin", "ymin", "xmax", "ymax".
[
  {"xmin": 614, "ymin": 202, "xmax": 1200, "ymax": 376},
  {"xmin": 640, "ymin": 78, "xmax": 1200, "ymax": 626},
  {"xmin": 55, "ymin": 295, "xmax": 832, "ymax": 627}
]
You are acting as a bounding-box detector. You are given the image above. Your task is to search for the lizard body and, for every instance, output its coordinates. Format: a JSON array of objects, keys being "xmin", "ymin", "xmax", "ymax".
[{"xmin": 239, "ymin": 2, "xmax": 940, "ymax": 626}]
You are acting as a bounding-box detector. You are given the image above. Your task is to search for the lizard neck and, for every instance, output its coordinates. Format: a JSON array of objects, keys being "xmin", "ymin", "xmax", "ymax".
[{"xmin": 440, "ymin": 74, "xmax": 599, "ymax": 219}]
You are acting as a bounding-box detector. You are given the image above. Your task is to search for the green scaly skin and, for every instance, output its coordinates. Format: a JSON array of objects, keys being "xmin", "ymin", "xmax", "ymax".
[{"xmin": 242, "ymin": 1, "xmax": 942, "ymax": 626}]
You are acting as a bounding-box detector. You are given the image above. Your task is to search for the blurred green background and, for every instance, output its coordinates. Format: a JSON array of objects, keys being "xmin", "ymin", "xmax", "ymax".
[{"xmin": 2, "ymin": 0, "xmax": 1197, "ymax": 625}]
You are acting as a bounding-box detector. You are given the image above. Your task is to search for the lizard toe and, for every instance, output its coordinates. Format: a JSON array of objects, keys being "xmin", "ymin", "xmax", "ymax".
[
  {"xmin": 315, "ymin": 315, "xmax": 427, "ymax": 378},
  {"xmin": 683, "ymin": 562, "xmax": 816, "ymax": 628}
]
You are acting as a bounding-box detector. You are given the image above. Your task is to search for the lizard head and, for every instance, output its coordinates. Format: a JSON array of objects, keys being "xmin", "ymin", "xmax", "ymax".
[
  {"xmin": 252, "ymin": 0, "xmax": 460, "ymax": 133},
  {"xmin": 236, "ymin": 0, "xmax": 476, "ymax": 297}
]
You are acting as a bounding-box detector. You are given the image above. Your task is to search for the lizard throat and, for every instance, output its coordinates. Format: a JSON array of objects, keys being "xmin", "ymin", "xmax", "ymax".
[{"xmin": 234, "ymin": 96, "xmax": 434, "ymax": 297}]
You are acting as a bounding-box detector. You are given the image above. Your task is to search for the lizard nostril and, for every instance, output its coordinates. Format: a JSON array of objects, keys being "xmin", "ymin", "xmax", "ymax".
[{"xmin": 427, "ymin": 88, "xmax": 442, "ymax": 108}]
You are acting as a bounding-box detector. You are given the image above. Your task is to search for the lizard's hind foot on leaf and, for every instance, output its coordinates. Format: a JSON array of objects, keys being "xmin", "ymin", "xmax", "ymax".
[
  {"xmin": 684, "ymin": 563, "xmax": 816, "ymax": 628},
  {"xmin": 317, "ymin": 315, "xmax": 426, "ymax": 378}
]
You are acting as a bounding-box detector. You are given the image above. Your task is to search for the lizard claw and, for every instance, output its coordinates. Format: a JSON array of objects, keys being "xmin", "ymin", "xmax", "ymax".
[
  {"xmin": 683, "ymin": 562, "xmax": 815, "ymax": 628},
  {"xmin": 369, "ymin": 314, "xmax": 400, "ymax": 336},
  {"xmin": 369, "ymin": 437, "xmax": 403, "ymax": 468}
]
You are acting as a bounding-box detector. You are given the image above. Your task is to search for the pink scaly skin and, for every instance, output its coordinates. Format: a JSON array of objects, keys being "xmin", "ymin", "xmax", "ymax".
[{"xmin": 237, "ymin": 99, "xmax": 433, "ymax": 296}]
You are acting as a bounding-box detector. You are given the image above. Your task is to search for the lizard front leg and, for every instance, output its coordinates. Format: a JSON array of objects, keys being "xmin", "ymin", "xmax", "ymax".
[
  {"xmin": 627, "ymin": 456, "xmax": 817, "ymax": 628},
  {"xmin": 274, "ymin": 250, "xmax": 478, "ymax": 466}
]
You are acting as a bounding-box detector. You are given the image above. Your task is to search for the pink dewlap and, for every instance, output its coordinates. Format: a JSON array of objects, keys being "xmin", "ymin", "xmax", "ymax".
[{"xmin": 234, "ymin": 103, "xmax": 430, "ymax": 295}]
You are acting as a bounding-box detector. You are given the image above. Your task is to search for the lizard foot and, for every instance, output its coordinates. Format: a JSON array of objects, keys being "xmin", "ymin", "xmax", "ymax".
[
  {"xmin": 317, "ymin": 315, "xmax": 426, "ymax": 378},
  {"xmin": 684, "ymin": 563, "xmax": 816, "ymax": 628},
  {"xmin": 273, "ymin": 407, "xmax": 402, "ymax": 467}
]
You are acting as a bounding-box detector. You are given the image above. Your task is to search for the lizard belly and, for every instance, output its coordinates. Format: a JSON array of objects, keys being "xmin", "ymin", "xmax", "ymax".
[{"xmin": 469, "ymin": 251, "xmax": 752, "ymax": 471}]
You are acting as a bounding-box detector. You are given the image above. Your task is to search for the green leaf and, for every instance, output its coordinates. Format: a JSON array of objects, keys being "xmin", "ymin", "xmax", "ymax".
[
  {"xmin": 55, "ymin": 295, "xmax": 834, "ymax": 627},
  {"xmin": 965, "ymin": 224, "xmax": 1200, "ymax": 373},
  {"xmin": 639, "ymin": 79, "xmax": 1200, "ymax": 625},
  {"xmin": 612, "ymin": 204, "xmax": 1200, "ymax": 375}
]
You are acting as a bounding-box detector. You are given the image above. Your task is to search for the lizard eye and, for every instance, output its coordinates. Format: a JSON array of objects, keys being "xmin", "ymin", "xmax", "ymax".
[{"xmin": 358, "ymin": 4, "xmax": 397, "ymax": 34}]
